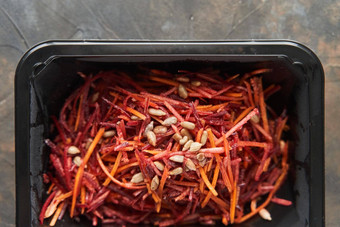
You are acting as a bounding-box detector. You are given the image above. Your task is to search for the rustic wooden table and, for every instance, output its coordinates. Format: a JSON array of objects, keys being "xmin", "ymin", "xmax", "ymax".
[{"xmin": 0, "ymin": 0, "xmax": 338, "ymax": 226}]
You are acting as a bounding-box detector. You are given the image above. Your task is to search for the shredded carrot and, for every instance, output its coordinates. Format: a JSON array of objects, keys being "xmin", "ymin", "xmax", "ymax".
[
  {"xmin": 80, "ymin": 186, "xmax": 86, "ymax": 214},
  {"xmin": 201, "ymin": 162, "xmax": 220, "ymax": 208},
  {"xmin": 116, "ymin": 161, "xmax": 139, "ymax": 173},
  {"xmin": 230, "ymin": 185, "xmax": 237, "ymax": 224},
  {"xmin": 146, "ymin": 183, "xmax": 161, "ymax": 204},
  {"xmin": 103, "ymin": 151, "xmax": 122, "ymax": 186},
  {"xmin": 196, "ymin": 102, "xmax": 229, "ymax": 111},
  {"xmin": 74, "ymin": 95, "xmax": 83, "ymax": 131},
  {"xmin": 125, "ymin": 107, "xmax": 146, "ymax": 120},
  {"xmin": 70, "ymin": 127, "xmax": 105, "ymax": 218},
  {"xmin": 263, "ymin": 157, "xmax": 271, "ymax": 172},
  {"xmin": 157, "ymin": 166, "xmax": 169, "ymax": 212},
  {"xmin": 282, "ymin": 142, "xmax": 288, "ymax": 168},
  {"xmin": 204, "ymin": 191, "xmax": 229, "ymax": 208},
  {"xmin": 206, "ymin": 128, "xmax": 216, "ymax": 148},
  {"xmin": 196, "ymin": 104, "xmax": 212, "ymax": 110},
  {"xmin": 199, "ymin": 178, "xmax": 205, "ymax": 193},
  {"xmin": 226, "ymin": 73, "xmax": 240, "ymax": 82},
  {"xmin": 49, "ymin": 201, "xmax": 65, "ymax": 226},
  {"xmin": 143, "ymin": 149, "xmax": 163, "ymax": 155},
  {"xmin": 150, "ymin": 115, "xmax": 164, "ymax": 125},
  {"xmin": 225, "ymin": 92, "xmax": 243, "ymax": 97},
  {"xmin": 233, "ymin": 107, "xmax": 252, "ymax": 126},
  {"xmin": 149, "ymin": 76, "xmax": 179, "ymax": 87},
  {"xmin": 172, "ymin": 142, "xmax": 181, "ymax": 152},
  {"xmin": 196, "ymin": 128, "xmax": 204, "ymax": 142},
  {"xmin": 263, "ymin": 84, "xmax": 275, "ymax": 95},
  {"xmin": 101, "ymin": 155, "xmax": 116, "ymax": 162},
  {"xmin": 47, "ymin": 183, "xmax": 55, "ymax": 194},
  {"xmin": 237, "ymin": 141, "xmax": 267, "ymax": 148},
  {"xmin": 56, "ymin": 191, "xmax": 72, "ymax": 201},
  {"xmin": 258, "ymin": 78, "xmax": 269, "ymax": 133},
  {"xmin": 207, "ymin": 158, "xmax": 213, "ymax": 172},
  {"xmin": 199, "ymin": 167, "xmax": 218, "ymax": 196}
]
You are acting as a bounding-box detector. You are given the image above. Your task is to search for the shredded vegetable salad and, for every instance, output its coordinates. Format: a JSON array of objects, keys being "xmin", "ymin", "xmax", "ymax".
[{"xmin": 40, "ymin": 67, "xmax": 291, "ymax": 226}]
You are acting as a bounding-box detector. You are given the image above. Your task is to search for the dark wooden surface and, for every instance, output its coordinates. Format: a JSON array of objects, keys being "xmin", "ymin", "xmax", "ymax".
[{"xmin": 0, "ymin": 0, "xmax": 338, "ymax": 226}]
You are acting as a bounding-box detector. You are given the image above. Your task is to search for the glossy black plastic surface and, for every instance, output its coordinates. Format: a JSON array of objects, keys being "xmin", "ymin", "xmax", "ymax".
[{"xmin": 15, "ymin": 41, "xmax": 324, "ymax": 227}]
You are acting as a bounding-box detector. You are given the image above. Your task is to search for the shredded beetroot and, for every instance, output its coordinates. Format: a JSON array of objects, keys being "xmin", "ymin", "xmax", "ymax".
[{"xmin": 40, "ymin": 67, "xmax": 290, "ymax": 226}]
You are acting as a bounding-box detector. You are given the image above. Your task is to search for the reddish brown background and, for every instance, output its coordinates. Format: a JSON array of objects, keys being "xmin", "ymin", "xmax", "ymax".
[{"xmin": 0, "ymin": 0, "xmax": 337, "ymax": 226}]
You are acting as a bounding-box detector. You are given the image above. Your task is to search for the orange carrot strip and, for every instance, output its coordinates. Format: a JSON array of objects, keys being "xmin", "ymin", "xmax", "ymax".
[
  {"xmin": 101, "ymin": 155, "xmax": 116, "ymax": 162},
  {"xmin": 205, "ymin": 191, "xmax": 229, "ymax": 208},
  {"xmin": 196, "ymin": 104, "xmax": 213, "ymax": 110},
  {"xmin": 151, "ymin": 115, "xmax": 164, "ymax": 125},
  {"xmin": 237, "ymin": 141, "xmax": 267, "ymax": 148},
  {"xmin": 263, "ymin": 157, "xmax": 271, "ymax": 172},
  {"xmin": 201, "ymin": 162, "xmax": 220, "ymax": 208},
  {"xmin": 149, "ymin": 76, "xmax": 179, "ymax": 87},
  {"xmin": 230, "ymin": 185, "xmax": 237, "ymax": 224},
  {"xmin": 196, "ymin": 128, "xmax": 204, "ymax": 142},
  {"xmin": 103, "ymin": 151, "xmax": 122, "ymax": 186},
  {"xmin": 282, "ymin": 142, "xmax": 288, "ymax": 168},
  {"xmin": 263, "ymin": 84, "xmax": 275, "ymax": 95},
  {"xmin": 116, "ymin": 161, "xmax": 139, "ymax": 173},
  {"xmin": 199, "ymin": 179, "xmax": 205, "ymax": 193},
  {"xmin": 80, "ymin": 186, "xmax": 85, "ymax": 214},
  {"xmin": 49, "ymin": 201, "xmax": 65, "ymax": 226},
  {"xmin": 163, "ymin": 101, "xmax": 184, "ymax": 122},
  {"xmin": 172, "ymin": 142, "xmax": 181, "ymax": 152},
  {"xmin": 258, "ymin": 78, "xmax": 269, "ymax": 133},
  {"xmin": 157, "ymin": 166, "xmax": 169, "ymax": 212},
  {"xmin": 225, "ymin": 92, "xmax": 243, "ymax": 97},
  {"xmin": 233, "ymin": 107, "xmax": 252, "ymax": 126},
  {"xmin": 207, "ymin": 158, "xmax": 213, "ymax": 172},
  {"xmin": 125, "ymin": 107, "xmax": 146, "ymax": 120},
  {"xmin": 199, "ymin": 167, "xmax": 218, "ymax": 196},
  {"xmin": 143, "ymin": 149, "xmax": 163, "ymax": 155},
  {"xmin": 226, "ymin": 73, "xmax": 240, "ymax": 82},
  {"xmin": 56, "ymin": 191, "xmax": 72, "ymax": 201},
  {"xmin": 74, "ymin": 95, "xmax": 83, "ymax": 131},
  {"xmin": 70, "ymin": 127, "xmax": 105, "ymax": 217},
  {"xmin": 206, "ymin": 128, "xmax": 216, "ymax": 148},
  {"xmin": 47, "ymin": 183, "xmax": 55, "ymax": 194}
]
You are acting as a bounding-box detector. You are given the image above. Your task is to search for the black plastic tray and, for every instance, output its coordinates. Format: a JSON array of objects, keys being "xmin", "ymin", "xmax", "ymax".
[{"xmin": 15, "ymin": 40, "xmax": 324, "ymax": 227}]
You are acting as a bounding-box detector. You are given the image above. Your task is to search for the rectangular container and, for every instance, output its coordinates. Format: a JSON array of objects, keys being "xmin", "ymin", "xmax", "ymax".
[{"xmin": 15, "ymin": 41, "xmax": 324, "ymax": 227}]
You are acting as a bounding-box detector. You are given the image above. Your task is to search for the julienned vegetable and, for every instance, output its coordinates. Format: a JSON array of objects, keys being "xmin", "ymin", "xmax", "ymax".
[{"xmin": 40, "ymin": 67, "xmax": 290, "ymax": 226}]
